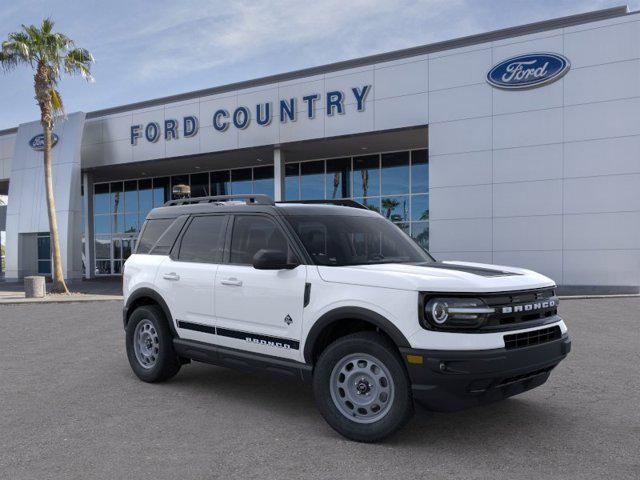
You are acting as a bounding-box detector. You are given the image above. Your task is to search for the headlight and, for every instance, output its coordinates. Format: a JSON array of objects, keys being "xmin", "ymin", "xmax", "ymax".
[{"xmin": 423, "ymin": 297, "xmax": 495, "ymax": 329}]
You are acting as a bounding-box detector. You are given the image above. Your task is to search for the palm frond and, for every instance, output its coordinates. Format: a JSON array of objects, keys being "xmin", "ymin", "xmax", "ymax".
[
  {"xmin": 64, "ymin": 47, "xmax": 94, "ymax": 82},
  {"xmin": 50, "ymin": 87, "xmax": 64, "ymax": 115}
]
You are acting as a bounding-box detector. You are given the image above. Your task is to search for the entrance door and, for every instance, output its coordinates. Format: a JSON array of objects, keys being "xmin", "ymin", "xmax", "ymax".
[
  {"xmin": 157, "ymin": 214, "xmax": 228, "ymax": 342},
  {"xmin": 214, "ymin": 214, "xmax": 306, "ymax": 360}
]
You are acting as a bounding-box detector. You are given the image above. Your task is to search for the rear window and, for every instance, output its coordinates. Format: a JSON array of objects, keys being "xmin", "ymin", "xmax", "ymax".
[
  {"xmin": 177, "ymin": 215, "xmax": 227, "ymax": 263},
  {"xmin": 136, "ymin": 216, "xmax": 186, "ymax": 255}
]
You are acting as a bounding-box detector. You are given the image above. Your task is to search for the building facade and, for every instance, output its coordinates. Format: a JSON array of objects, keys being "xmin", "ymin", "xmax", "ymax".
[{"xmin": 0, "ymin": 6, "xmax": 639, "ymax": 293}]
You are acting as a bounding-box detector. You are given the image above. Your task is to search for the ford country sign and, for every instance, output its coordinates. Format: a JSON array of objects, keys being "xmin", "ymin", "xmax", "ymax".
[
  {"xmin": 487, "ymin": 53, "xmax": 570, "ymax": 90},
  {"xmin": 29, "ymin": 133, "xmax": 59, "ymax": 151}
]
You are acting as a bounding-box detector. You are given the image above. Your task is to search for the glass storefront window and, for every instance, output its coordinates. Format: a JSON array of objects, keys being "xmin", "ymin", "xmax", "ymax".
[
  {"xmin": 211, "ymin": 171, "xmax": 230, "ymax": 196},
  {"xmin": 285, "ymin": 163, "xmax": 300, "ymax": 200},
  {"xmin": 124, "ymin": 180, "xmax": 138, "ymax": 213},
  {"xmin": 231, "ymin": 168, "xmax": 252, "ymax": 194},
  {"xmin": 381, "ymin": 196, "xmax": 409, "ymax": 223},
  {"xmin": 411, "ymin": 194, "xmax": 429, "ymax": 221},
  {"xmin": 411, "ymin": 149, "xmax": 429, "ymax": 193},
  {"xmin": 381, "ymin": 152, "xmax": 409, "ymax": 195},
  {"xmin": 190, "ymin": 172, "xmax": 209, "ymax": 197},
  {"xmin": 326, "ymin": 158, "xmax": 350, "ymax": 199},
  {"xmin": 253, "ymin": 166, "xmax": 274, "ymax": 197},
  {"xmin": 89, "ymin": 149, "xmax": 428, "ymax": 275},
  {"xmin": 153, "ymin": 177, "xmax": 170, "ymax": 206},
  {"xmin": 110, "ymin": 182, "xmax": 123, "ymax": 215},
  {"xmin": 301, "ymin": 161, "xmax": 325, "ymax": 200},
  {"xmin": 353, "ymin": 155, "xmax": 380, "ymax": 198}
]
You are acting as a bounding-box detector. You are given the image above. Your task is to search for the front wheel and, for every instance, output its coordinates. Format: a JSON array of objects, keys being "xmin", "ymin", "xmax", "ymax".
[
  {"xmin": 125, "ymin": 305, "xmax": 181, "ymax": 383},
  {"xmin": 313, "ymin": 332, "xmax": 414, "ymax": 442}
]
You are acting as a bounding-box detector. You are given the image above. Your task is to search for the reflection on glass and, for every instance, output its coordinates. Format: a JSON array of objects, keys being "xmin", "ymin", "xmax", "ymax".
[
  {"xmin": 211, "ymin": 171, "xmax": 230, "ymax": 196},
  {"xmin": 94, "ymin": 183, "xmax": 109, "ymax": 214},
  {"xmin": 285, "ymin": 163, "xmax": 299, "ymax": 201},
  {"xmin": 138, "ymin": 179, "xmax": 153, "ymax": 218},
  {"xmin": 171, "ymin": 175, "xmax": 190, "ymax": 199},
  {"xmin": 112, "ymin": 214, "xmax": 124, "ymax": 234},
  {"xmin": 95, "ymin": 260, "xmax": 111, "ymax": 275},
  {"xmin": 301, "ymin": 161, "xmax": 325, "ymax": 200},
  {"xmin": 112, "ymin": 238, "xmax": 122, "ymax": 259},
  {"xmin": 37, "ymin": 235, "xmax": 51, "ymax": 260},
  {"xmin": 411, "ymin": 222, "xmax": 429, "ymax": 250},
  {"xmin": 326, "ymin": 158, "xmax": 350, "ymax": 199},
  {"xmin": 190, "ymin": 172, "xmax": 209, "ymax": 197},
  {"xmin": 113, "ymin": 261, "xmax": 122, "ymax": 274},
  {"xmin": 124, "ymin": 180, "xmax": 137, "ymax": 213},
  {"xmin": 395, "ymin": 223, "xmax": 410, "ymax": 235},
  {"xmin": 122, "ymin": 238, "xmax": 134, "ymax": 259},
  {"xmin": 253, "ymin": 166, "xmax": 274, "ymax": 197},
  {"xmin": 231, "ymin": 168, "xmax": 252, "ymax": 194},
  {"xmin": 381, "ymin": 196, "xmax": 409, "ymax": 222},
  {"xmin": 354, "ymin": 197, "xmax": 380, "ymax": 213},
  {"xmin": 38, "ymin": 260, "xmax": 52, "ymax": 274},
  {"xmin": 94, "ymin": 215, "xmax": 110, "ymax": 235},
  {"xmin": 110, "ymin": 182, "xmax": 123, "ymax": 215},
  {"xmin": 95, "ymin": 236, "xmax": 110, "ymax": 259},
  {"xmin": 411, "ymin": 150, "xmax": 429, "ymax": 193},
  {"xmin": 411, "ymin": 194, "xmax": 429, "ymax": 221},
  {"xmin": 381, "ymin": 152, "xmax": 409, "ymax": 195},
  {"xmin": 153, "ymin": 177, "xmax": 170, "ymax": 207},
  {"xmin": 124, "ymin": 214, "xmax": 138, "ymax": 233},
  {"xmin": 353, "ymin": 155, "xmax": 380, "ymax": 198}
]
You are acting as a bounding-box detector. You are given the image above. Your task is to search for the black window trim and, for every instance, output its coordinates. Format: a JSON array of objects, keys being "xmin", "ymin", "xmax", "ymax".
[
  {"xmin": 224, "ymin": 212, "xmax": 308, "ymax": 267},
  {"xmin": 170, "ymin": 213, "xmax": 230, "ymax": 264}
]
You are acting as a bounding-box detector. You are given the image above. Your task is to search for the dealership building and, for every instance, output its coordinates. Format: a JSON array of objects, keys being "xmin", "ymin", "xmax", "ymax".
[{"xmin": 0, "ymin": 6, "xmax": 639, "ymax": 293}]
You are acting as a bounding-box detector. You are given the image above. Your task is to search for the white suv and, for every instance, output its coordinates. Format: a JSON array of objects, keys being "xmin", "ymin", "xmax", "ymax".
[{"xmin": 123, "ymin": 194, "xmax": 571, "ymax": 442}]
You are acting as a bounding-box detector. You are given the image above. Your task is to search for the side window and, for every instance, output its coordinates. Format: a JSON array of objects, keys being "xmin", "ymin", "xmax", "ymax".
[
  {"xmin": 230, "ymin": 216, "xmax": 292, "ymax": 265},
  {"xmin": 136, "ymin": 218, "xmax": 174, "ymax": 254},
  {"xmin": 150, "ymin": 215, "xmax": 188, "ymax": 255},
  {"xmin": 177, "ymin": 215, "xmax": 227, "ymax": 263}
]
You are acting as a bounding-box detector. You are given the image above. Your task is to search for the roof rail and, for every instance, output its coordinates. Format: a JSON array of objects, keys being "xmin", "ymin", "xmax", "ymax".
[
  {"xmin": 164, "ymin": 194, "xmax": 274, "ymax": 207},
  {"xmin": 276, "ymin": 199, "xmax": 369, "ymax": 210}
]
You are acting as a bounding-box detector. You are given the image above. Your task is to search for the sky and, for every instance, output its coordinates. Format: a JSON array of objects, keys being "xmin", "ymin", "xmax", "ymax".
[{"xmin": 0, "ymin": 0, "xmax": 638, "ymax": 130}]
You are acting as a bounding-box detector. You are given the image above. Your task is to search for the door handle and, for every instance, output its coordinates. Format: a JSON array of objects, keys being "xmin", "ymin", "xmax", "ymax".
[
  {"xmin": 220, "ymin": 277, "xmax": 243, "ymax": 286},
  {"xmin": 163, "ymin": 272, "xmax": 180, "ymax": 281}
]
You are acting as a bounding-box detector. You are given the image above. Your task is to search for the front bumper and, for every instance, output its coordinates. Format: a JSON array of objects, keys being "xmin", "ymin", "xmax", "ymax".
[{"xmin": 400, "ymin": 333, "xmax": 571, "ymax": 411}]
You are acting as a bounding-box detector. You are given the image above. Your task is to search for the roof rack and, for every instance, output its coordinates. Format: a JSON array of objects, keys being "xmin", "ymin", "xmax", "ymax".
[
  {"xmin": 277, "ymin": 199, "xmax": 369, "ymax": 210},
  {"xmin": 164, "ymin": 194, "xmax": 274, "ymax": 207}
]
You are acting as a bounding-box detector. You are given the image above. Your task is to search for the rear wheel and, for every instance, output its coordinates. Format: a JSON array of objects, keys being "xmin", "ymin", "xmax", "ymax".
[
  {"xmin": 313, "ymin": 332, "xmax": 414, "ymax": 442},
  {"xmin": 125, "ymin": 305, "xmax": 181, "ymax": 382}
]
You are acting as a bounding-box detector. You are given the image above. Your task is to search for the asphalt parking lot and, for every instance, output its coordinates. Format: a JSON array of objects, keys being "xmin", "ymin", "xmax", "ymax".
[{"xmin": 1, "ymin": 298, "xmax": 638, "ymax": 479}]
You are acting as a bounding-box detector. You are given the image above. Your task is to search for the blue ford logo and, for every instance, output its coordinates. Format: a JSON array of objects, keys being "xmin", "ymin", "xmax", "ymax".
[
  {"xmin": 487, "ymin": 53, "xmax": 570, "ymax": 90},
  {"xmin": 29, "ymin": 133, "xmax": 59, "ymax": 151}
]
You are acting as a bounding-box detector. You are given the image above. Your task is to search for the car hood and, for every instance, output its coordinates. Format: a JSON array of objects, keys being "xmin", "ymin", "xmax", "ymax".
[{"xmin": 316, "ymin": 261, "xmax": 555, "ymax": 293}]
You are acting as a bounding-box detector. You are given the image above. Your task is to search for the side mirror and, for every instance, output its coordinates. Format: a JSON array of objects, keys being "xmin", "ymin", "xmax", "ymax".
[{"xmin": 252, "ymin": 249, "xmax": 298, "ymax": 270}]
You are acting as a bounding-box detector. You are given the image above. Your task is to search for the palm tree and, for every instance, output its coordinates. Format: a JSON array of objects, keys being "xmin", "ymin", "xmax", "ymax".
[{"xmin": 0, "ymin": 18, "xmax": 93, "ymax": 293}]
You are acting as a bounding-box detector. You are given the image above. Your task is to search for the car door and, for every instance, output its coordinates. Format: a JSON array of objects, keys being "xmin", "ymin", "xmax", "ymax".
[
  {"xmin": 157, "ymin": 214, "xmax": 229, "ymax": 343},
  {"xmin": 214, "ymin": 214, "xmax": 306, "ymax": 361}
]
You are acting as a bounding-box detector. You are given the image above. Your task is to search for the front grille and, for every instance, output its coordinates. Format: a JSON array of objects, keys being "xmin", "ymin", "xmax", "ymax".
[
  {"xmin": 504, "ymin": 325, "xmax": 562, "ymax": 350},
  {"xmin": 481, "ymin": 288, "xmax": 558, "ymax": 330}
]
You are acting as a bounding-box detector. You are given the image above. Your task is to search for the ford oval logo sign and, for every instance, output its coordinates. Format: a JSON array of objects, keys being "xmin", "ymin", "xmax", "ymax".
[
  {"xmin": 29, "ymin": 133, "xmax": 59, "ymax": 151},
  {"xmin": 487, "ymin": 53, "xmax": 570, "ymax": 90}
]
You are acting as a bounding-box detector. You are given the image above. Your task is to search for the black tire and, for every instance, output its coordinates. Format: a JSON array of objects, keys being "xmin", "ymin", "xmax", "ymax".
[
  {"xmin": 313, "ymin": 331, "xmax": 414, "ymax": 442},
  {"xmin": 125, "ymin": 305, "xmax": 181, "ymax": 383}
]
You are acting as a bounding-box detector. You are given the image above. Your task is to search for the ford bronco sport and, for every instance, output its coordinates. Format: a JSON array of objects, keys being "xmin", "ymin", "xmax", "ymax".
[{"xmin": 123, "ymin": 194, "xmax": 570, "ymax": 442}]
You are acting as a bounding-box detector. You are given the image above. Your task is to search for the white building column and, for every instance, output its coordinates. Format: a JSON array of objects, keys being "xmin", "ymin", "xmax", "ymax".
[{"xmin": 273, "ymin": 147, "xmax": 285, "ymax": 201}]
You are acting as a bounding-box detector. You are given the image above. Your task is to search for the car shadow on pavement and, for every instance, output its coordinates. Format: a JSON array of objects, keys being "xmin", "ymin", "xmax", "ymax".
[{"xmin": 130, "ymin": 360, "xmax": 569, "ymax": 446}]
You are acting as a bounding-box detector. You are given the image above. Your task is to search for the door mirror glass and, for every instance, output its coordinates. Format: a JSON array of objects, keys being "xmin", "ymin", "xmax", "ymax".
[{"xmin": 252, "ymin": 249, "xmax": 297, "ymax": 270}]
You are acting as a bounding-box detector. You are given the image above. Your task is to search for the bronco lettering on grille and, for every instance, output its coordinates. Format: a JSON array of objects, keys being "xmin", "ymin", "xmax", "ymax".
[{"xmin": 501, "ymin": 299, "xmax": 556, "ymax": 314}]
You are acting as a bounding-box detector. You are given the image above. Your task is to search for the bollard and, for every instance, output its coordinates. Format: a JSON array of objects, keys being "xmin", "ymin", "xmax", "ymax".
[{"xmin": 24, "ymin": 276, "xmax": 46, "ymax": 298}]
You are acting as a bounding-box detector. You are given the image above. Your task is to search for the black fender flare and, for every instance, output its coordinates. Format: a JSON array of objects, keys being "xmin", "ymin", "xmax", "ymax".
[
  {"xmin": 303, "ymin": 306, "xmax": 411, "ymax": 363},
  {"xmin": 123, "ymin": 288, "xmax": 178, "ymax": 337}
]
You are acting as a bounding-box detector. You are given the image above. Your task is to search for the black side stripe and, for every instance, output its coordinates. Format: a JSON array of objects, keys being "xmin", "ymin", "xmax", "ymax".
[{"xmin": 177, "ymin": 321, "xmax": 300, "ymax": 350}]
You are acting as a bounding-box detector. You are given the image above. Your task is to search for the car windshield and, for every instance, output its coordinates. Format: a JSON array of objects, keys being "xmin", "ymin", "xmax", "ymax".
[{"xmin": 285, "ymin": 214, "xmax": 434, "ymax": 266}]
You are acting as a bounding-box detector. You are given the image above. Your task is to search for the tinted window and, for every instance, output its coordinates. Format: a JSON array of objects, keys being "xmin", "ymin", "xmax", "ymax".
[
  {"xmin": 136, "ymin": 218, "xmax": 174, "ymax": 254},
  {"xmin": 230, "ymin": 216, "xmax": 292, "ymax": 265},
  {"xmin": 286, "ymin": 214, "xmax": 433, "ymax": 266},
  {"xmin": 151, "ymin": 216, "xmax": 188, "ymax": 255},
  {"xmin": 178, "ymin": 215, "xmax": 227, "ymax": 263}
]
